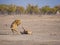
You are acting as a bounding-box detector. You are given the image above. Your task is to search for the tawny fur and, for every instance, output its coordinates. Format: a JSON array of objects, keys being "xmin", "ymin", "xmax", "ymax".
[
  {"xmin": 10, "ymin": 20, "xmax": 21, "ymax": 34},
  {"xmin": 21, "ymin": 26, "xmax": 32, "ymax": 35}
]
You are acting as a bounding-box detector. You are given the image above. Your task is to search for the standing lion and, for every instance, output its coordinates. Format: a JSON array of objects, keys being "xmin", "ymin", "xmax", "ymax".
[{"xmin": 10, "ymin": 20, "xmax": 21, "ymax": 34}]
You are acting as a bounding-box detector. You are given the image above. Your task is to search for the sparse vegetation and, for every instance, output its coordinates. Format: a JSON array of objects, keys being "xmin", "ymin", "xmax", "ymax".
[{"xmin": 0, "ymin": 4, "xmax": 60, "ymax": 15}]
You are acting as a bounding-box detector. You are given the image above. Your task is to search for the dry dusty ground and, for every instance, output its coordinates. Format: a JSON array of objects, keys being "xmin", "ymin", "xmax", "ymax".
[{"xmin": 0, "ymin": 14, "xmax": 60, "ymax": 45}]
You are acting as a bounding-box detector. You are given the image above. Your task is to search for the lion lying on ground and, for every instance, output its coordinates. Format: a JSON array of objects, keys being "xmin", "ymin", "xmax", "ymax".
[
  {"xmin": 10, "ymin": 20, "xmax": 21, "ymax": 34},
  {"xmin": 20, "ymin": 26, "xmax": 32, "ymax": 35}
]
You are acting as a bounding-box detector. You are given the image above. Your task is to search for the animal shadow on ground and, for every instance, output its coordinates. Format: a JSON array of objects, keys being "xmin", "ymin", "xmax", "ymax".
[{"xmin": 0, "ymin": 33, "xmax": 9, "ymax": 35}]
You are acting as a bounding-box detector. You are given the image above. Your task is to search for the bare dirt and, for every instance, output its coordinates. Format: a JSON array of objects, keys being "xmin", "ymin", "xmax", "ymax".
[{"xmin": 0, "ymin": 15, "xmax": 60, "ymax": 45}]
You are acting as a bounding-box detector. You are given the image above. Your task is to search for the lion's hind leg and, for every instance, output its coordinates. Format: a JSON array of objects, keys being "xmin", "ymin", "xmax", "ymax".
[
  {"xmin": 11, "ymin": 29, "xmax": 20, "ymax": 35},
  {"xmin": 11, "ymin": 29, "xmax": 15, "ymax": 35}
]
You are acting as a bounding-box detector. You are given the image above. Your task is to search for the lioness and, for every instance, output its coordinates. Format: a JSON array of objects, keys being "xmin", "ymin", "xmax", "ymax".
[
  {"xmin": 21, "ymin": 26, "xmax": 32, "ymax": 35},
  {"xmin": 10, "ymin": 20, "xmax": 21, "ymax": 34}
]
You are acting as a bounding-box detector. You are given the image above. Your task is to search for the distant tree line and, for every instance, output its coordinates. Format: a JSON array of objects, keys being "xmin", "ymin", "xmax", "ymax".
[{"xmin": 0, "ymin": 4, "xmax": 60, "ymax": 15}]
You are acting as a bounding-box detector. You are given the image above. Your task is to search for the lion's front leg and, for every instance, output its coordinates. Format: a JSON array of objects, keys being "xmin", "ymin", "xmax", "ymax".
[{"xmin": 14, "ymin": 29, "xmax": 20, "ymax": 35}]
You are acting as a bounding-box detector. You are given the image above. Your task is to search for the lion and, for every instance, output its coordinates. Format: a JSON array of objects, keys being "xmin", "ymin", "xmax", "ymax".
[
  {"xmin": 20, "ymin": 26, "xmax": 32, "ymax": 35},
  {"xmin": 10, "ymin": 19, "xmax": 21, "ymax": 34}
]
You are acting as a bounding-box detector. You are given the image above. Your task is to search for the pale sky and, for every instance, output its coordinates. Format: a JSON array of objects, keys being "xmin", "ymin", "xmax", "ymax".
[{"xmin": 0, "ymin": 0, "xmax": 60, "ymax": 8}]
